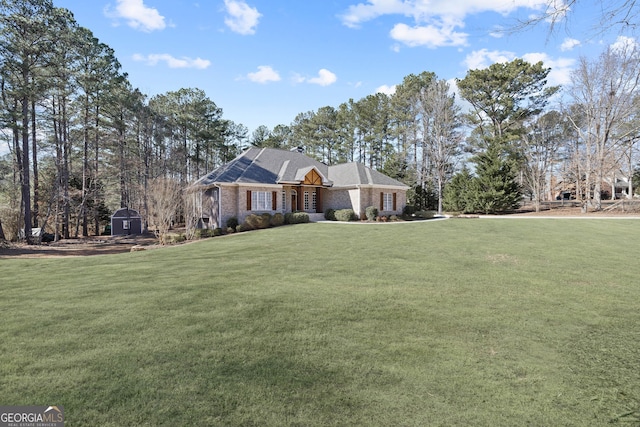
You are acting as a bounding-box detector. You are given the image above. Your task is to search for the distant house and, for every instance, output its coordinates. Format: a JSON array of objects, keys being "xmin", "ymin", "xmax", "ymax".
[
  {"xmin": 111, "ymin": 208, "xmax": 143, "ymax": 236},
  {"xmin": 187, "ymin": 147, "xmax": 409, "ymax": 228},
  {"xmin": 604, "ymin": 173, "xmax": 633, "ymax": 199}
]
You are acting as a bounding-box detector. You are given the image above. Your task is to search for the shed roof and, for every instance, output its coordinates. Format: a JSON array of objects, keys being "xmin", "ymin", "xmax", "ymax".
[{"xmin": 112, "ymin": 208, "xmax": 142, "ymax": 219}]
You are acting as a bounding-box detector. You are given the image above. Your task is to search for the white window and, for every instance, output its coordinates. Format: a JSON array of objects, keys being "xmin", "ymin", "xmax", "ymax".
[
  {"xmin": 282, "ymin": 190, "xmax": 286, "ymax": 211},
  {"xmin": 251, "ymin": 191, "xmax": 272, "ymax": 211},
  {"xmin": 312, "ymin": 191, "xmax": 317, "ymax": 211},
  {"xmin": 304, "ymin": 191, "xmax": 310, "ymax": 210},
  {"xmin": 383, "ymin": 193, "xmax": 393, "ymax": 211},
  {"xmin": 122, "ymin": 220, "xmax": 130, "ymax": 230}
]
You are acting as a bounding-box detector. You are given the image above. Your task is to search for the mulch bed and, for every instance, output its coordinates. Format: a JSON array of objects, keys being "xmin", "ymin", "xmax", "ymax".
[{"xmin": 0, "ymin": 234, "xmax": 159, "ymax": 259}]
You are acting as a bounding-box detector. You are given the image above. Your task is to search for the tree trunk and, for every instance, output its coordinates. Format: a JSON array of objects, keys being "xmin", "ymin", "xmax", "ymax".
[
  {"xmin": 62, "ymin": 98, "xmax": 70, "ymax": 239},
  {"xmin": 593, "ymin": 180, "xmax": 602, "ymax": 210},
  {"xmin": 119, "ymin": 120, "xmax": 127, "ymax": 208},
  {"xmin": 52, "ymin": 96, "xmax": 61, "ymax": 241},
  {"xmin": 94, "ymin": 104, "xmax": 100, "ymax": 235},
  {"xmin": 81, "ymin": 94, "xmax": 89, "ymax": 236},
  {"xmin": 611, "ymin": 175, "xmax": 616, "ymax": 200},
  {"xmin": 21, "ymin": 90, "xmax": 32, "ymax": 244},
  {"xmin": 31, "ymin": 100, "xmax": 39, "ymax": 228}
]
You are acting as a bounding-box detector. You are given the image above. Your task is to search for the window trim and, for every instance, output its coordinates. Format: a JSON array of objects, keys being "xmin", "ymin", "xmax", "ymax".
[
  {"xmin": 248, "ymin": 191, "xmax": 274, "ymax": 211},
  {"xmin": 381, "ymin": 192, "xmax": 396, "ymax": 211}
]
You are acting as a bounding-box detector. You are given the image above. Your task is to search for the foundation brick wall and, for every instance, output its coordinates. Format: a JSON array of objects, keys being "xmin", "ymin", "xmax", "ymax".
[{"xmin": 211, "ymin": 185, "xmax": 406, "ymax": 227}]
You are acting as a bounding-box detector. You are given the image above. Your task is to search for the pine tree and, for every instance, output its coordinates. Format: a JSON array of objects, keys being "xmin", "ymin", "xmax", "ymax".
[
  {"xmin": 442, "ymin": 167, "xmax": 474, "ymax": 213},
  {"xmin": 469, "ymin": 143, "xmax": 521, "ymax": 214}
]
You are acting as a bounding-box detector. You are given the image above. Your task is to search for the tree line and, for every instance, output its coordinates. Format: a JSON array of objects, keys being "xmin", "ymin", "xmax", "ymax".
[
  {"xmin": 2, "ymin": 0, "xmax": 640, "ymax": 242},
  {"xmin": 0, "ymin": 0, "xmax": 247, "ymax": 241},
  {"xmin": 253, "ymin": 48, "xmax": 640, "ymax": 215}
]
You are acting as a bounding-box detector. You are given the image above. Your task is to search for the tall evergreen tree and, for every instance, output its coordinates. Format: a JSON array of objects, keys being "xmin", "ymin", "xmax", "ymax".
[
  {"xmin": 0, "ymin": 0, "xmax": 56, "ymax": 242},
  {"xmin": 454, "ymin": 59, "xmax": 559, "ymax": 213},
  {"xmin": 469, "ymin": 144, "xmax": 522, "ymax": 214}
]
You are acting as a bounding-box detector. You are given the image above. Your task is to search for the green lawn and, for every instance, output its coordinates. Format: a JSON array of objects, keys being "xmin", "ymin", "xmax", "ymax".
[{"xmin": 1, "ymin": 219, "xmax": 639, "ymax": 426}]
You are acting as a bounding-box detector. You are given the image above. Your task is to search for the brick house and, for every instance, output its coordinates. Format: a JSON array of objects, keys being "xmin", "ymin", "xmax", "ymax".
[{"xmin": 187, "ymin": 147, "xmax": 409, "ymax": 229}]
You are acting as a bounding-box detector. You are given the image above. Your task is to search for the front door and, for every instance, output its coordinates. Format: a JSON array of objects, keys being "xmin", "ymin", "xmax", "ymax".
[{"xmin": 291, "ymin": 191, "xmax": 297, "ymax": 212}]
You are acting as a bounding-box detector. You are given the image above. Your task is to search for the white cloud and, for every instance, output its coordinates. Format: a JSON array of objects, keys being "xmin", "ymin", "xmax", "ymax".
[
  {"xmin": 247, "ymin": 66, "xmax": 281, "ymax": 83},
  {"xmin": 339, "ymin": 0, "xmax": 411, "ymax": 29},
  {"xmin": 132, "ymin": 53, "xmax": 211, "ymax": 69},
  {"xmin": 522, "ymin": 52, "xmax": 575, "ymax": 86},
  {"xmin": 291, "ymin": 73, "xmax": 306, "ymax": 84},
  {"xmin": 307, "ymin": 69, "xmax": 338, "ymax": 86},
  {"xmin": 542, "ymin": 0, "xmax": 570, "ymax": 23},
  {"xmin": 390, "ymin": 21, "xmax": 468, "ymax": 48},
  {"xmin": 610, "ymin": 35, "xmax": 639, "ymax": 54},
  {"xmin": 224, "ymin": 0, "xmax": 261, "ymax": 35},
  {"xmin": 376, "ymin": 84, "xmax": 396, "ymax": 95},
  {"xmin": 463, "ymin": 48, "xmax": 514, "ymax": 70},
  {"xmin": 341, "ymin": 0, "xmax": 550, "ymax": 27},
  {"xmin": 292, "ymin": 69, "xmax": 338, "ymax": 86},
  {"xmin": 489, "ymin": 26, "xmax": 505, "ymax": 38},
  {"xmin": 340, "ymin": 0, "xmax": 551, "ymax": 48},
  {"xmin": 106, "ymin": 0, "xmax": 166, "ymax": 32},
  {"xmin": 560, "ymin": 37, "xmax": 581, "ymax": 51}
]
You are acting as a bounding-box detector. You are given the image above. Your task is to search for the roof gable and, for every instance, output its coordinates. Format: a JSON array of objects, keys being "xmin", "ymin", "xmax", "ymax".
[
  {"xmin": 292, "ymin": 166, "xmax": 330, "ymax": 186},
  {"xmin": 304, "ymin": 169, "xmax": 323, "ymax": 185}
]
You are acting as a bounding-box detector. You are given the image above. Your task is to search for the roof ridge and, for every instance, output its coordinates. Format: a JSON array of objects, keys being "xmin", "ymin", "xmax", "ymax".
[
  {"xmin": 364, "ymin": 165, "xmax": 373, "ymax": 185},
  {"xmin": 277, "ymin": 160, "xmax": 290, "ymax": 181}
]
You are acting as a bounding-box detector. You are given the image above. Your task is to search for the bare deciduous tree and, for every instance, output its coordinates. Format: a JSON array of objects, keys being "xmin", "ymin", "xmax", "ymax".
[
  {"xmin": 420, "ymin": 79, "xmax": 463, "ymax": 214},
  {"xmin": 567, "ymin": 43, "xmax": 640, "ymax": 210},
  {"xmin": 521, "ymin": 111, "xmax": 565, "ymax": 211},
  {"xmin": 147, "ymin": 177, "xmax": 182, "ymax": 245}
]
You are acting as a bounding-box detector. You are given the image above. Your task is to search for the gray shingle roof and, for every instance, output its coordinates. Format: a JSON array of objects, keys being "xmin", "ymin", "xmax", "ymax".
[
  {"xmin": 190, "ymin": 147, "xmax": 408, "ymax": 189},
  {"xmin": 328, "ymin": 162, "xmax": 407, "ymax": 188}
]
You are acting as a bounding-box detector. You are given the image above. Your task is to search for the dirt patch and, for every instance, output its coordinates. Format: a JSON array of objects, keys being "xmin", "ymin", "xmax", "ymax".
[{"xmin": 0, "ymin": 234, "xmax": 160, "ymax": 259}]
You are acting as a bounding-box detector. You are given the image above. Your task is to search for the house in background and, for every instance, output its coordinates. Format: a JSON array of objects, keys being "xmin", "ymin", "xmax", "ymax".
[
  {"xmin": 111, "ymin": 208, "xmax": 143, "ymax": 236},
  {"xmin": 187, "ymin": 147, "xmax": 409, "ymax": 228},
  {"xmin": 604, "ymin": 173, "xmax": 633, "ymax": 199}
]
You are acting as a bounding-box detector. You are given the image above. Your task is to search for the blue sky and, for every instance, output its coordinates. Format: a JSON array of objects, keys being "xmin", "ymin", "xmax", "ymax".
[{"xmin": 47, "ymin": 1, "xmax": 636, "ymax": 134}]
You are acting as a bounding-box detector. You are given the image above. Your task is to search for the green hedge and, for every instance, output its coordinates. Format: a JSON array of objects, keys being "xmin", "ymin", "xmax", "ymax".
[
  {"xmin": 365, "ymin": 206, "xmax": 378, "ymax": 221},
  {"xmin": 285, "ymin": 212, "xmax": 310, "ymax": 224},
  {"xmin": 193, "ymin": 228, "xmax": 213, "ymax": 238},
  {"xmin": 244, "ymin": 213, "xmax": 271, "ymax": 230},
  {"xmin": 226, "ymin": 217, "xmax": 239, "ymax": 230},
  {"xmin": 334, "ymin": 209, "xmax": 358, "ymax": 222},
  {"xmin": 270, "ymin": 213, "xmax": 285, "ymax": 227},
  {"xmin": 414, "ymin": 210, "xmax": 436, "ymax": 219},
  {"xmin": 324, "ymin": 209, "xmax": 336, "ymax": 221},
  {"xmin": 236, "ymin": 223, "xmax": 251, "ymax": 233}
]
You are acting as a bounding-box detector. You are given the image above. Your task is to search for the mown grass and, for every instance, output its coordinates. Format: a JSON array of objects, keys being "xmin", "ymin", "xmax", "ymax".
[{"xmin": 1, "ymin": 219, "xmax": 639, "ymax": 426}]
